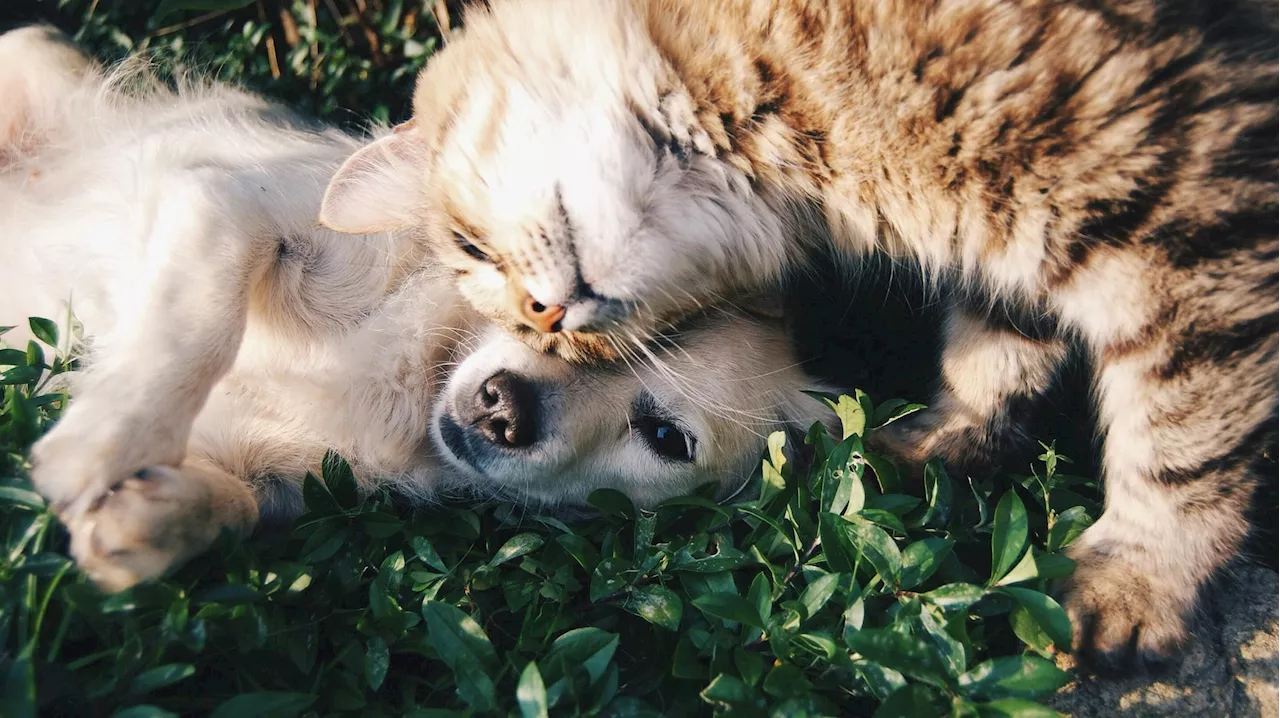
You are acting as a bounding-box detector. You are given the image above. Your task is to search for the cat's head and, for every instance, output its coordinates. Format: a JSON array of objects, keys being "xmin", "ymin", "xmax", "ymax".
[
  {"xmin": 320, "ymin": 0, "xmax": 790, "ymax": 362},
  {"xmin": 432, "ymin": 307, "xmax": 840, "ymax": 508}
]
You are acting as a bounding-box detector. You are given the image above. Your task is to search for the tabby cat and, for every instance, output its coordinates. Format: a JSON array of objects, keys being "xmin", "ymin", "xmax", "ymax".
[{"xmin": 319, "ymin": 0, "xmax": 1279, "ymax": 671}]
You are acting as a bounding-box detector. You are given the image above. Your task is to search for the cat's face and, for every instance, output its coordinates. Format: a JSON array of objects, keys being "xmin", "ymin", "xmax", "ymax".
[
  {"xmin": 320, "ymin": 4, "xmax": 786, "ymax": 362},
  {"xmin": 432, "ymin": 313, "xmax": 835, "ymax": 508}
]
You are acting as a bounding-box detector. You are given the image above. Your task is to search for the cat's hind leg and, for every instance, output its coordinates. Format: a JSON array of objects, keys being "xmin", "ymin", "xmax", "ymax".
[{"xmin": 868, "ymin": 295, "xmax": 1068, "ymax": 480}]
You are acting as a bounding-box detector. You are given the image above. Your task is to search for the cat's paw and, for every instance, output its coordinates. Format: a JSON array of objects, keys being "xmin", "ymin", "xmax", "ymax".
[
  {"xmin": 63, "ymin": 466, "xmax": 230, "ymax": 592},
  {"xmin": 1058, "ymin": 537, "xmax": 1194, "ymax": 674},
  {"xmin": 865, "ymin": 410, "xmax": 1003, "ymax": 488}
]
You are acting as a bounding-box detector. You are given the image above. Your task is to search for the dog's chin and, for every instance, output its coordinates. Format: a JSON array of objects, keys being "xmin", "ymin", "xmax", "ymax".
[{"xmin": 431, "ymin": 413, "xmax": 489, "ymax": 481}]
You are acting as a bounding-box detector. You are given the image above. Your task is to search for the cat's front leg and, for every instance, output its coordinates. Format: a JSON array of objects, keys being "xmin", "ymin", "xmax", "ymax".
[
  {"xmin": 868, "ymin": 298, "xmax": 1068, "ymax": 481},
  {"xmin": 29, "ymin": 173, "xmax": 275, "ymax": 570}
]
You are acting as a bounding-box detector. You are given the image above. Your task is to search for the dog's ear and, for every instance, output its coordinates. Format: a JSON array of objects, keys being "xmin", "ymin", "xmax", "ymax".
[
  {"xmin": 0, "ymin": 26, "xmax": 94, "ymax": 155},
  {"xmin": 320, "ymin": 121, "xmax": 428, "ymax": 234}
]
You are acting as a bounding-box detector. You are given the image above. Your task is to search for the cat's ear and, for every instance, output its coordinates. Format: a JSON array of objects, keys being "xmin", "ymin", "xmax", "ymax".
[{"xmin": 320, "ymin": 121, "xmax": 429, "ymax": 234}]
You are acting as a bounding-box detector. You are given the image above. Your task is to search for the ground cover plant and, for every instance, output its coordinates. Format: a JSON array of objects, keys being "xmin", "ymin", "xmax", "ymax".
[
  {"xmin": 1, "ymin": 313, "xmax": 1098, "ymax": 717},
  {"xmin": 3, "ymin": 2, "xmax": 1100, "ymax": 715}
]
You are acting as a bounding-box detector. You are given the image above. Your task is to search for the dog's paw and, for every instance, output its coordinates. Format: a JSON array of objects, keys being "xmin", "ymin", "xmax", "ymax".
[
  {"xmin": 63, "ymin": 466, "xmax": 228, "ymax": 593},
  {"xmin": 1059, "ymin": 539, "xmax": 1194, "ymax": 674},
  {"xmin": 29, "ymin": 402, "xmax": 188, "ymax": 517}
]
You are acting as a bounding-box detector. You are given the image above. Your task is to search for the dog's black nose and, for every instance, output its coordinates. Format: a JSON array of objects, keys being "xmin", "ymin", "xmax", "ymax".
[{"xmin": 466, "ymin": 371, "xmax": 537, "ymax": 448}]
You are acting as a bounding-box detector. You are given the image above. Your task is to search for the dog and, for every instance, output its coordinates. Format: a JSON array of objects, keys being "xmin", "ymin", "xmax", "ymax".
[{"xmin": 0, "ymin": 26, "xmax": 838, "ymax": 592}]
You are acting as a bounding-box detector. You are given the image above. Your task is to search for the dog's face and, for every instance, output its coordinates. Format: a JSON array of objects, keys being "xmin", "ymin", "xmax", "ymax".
[{"xmin": 431, "ymin": 312, "xmax": 836, "ymax": 508}]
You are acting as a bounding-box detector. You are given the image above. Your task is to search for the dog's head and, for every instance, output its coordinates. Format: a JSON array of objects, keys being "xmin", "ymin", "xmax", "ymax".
[{"xmin": 432, "ymin": 308, "xmax": 839, "ymax": 508}]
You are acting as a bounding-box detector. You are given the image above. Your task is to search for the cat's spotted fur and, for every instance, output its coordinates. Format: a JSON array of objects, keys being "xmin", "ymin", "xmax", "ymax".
[{"xmin": 319, "ymin": 0, "xmax": 1279, "ymax": 672}]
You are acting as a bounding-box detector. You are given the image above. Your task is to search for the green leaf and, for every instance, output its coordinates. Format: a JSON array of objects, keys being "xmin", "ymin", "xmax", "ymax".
[
  {"xmin": 672, "ymin": 546, "xmax": 752, "ymax": 573},
  {"xmin": 843, "ymin": 515, "xmax": 902, "ymax": 586},
  {"xmin": 0, "ymin": 348, "xmax": 27, "ymax": 366},
  {"xmin": 320, "ymin": 450, "xmax": 358, "ymax": 509},
  {"xmin": 489, "ymin": 532, "xmax": 545, "ymax": 567},
  {"xmin": 128, "ymin": 663, "xmax": 195, "ymax": 696},
  {"xmin": 761, "ymin": 431, "xmax": 789, "ymax": 501},
  {"xmin": 845, "ymin": 628, "xmax": 955, "ymax": 688},
  {"xmin": 921, "ymin": 583, "xmax": 987, "ymax": 613},
  {"xmin": 762, "ymin": 663, "xmax": 813, "ymax": 699},
  {"xmin": 899, "ymin": 538, "xmax": 954, "ymax": 590},
  {"xmin": 998, "ymin": 587, "xmax": 1072, "ymax": 651},
  {"xmin": 700, "ymin": 673, "xmax": 758, "ymax": 708},
  {"xmin": 364, "ymin": 636, "xmax": 389, "ymax": 692},
  {"xmin": 989, "ymin": 491, "xmax": 1029, "ymax": 585},
  {"xmin": 301, "ymin": 473, "xmax": 341, "ymax": 516},
  {"xmin": 0, "ymin": 486, "xmax": 44, "ymax": 509},
  {"xmin": 517, "ymin": 662, "xmax": 549, "ymax": 718},
  {"xmin": 863, "ymin": 452, "xmax": 904, "ymax": 494},
  {"xmin": 692, "ymin": 592, "xmax": 765, "ymax": 629},
  {"xmin": 410, "ymin": 536, "xmax": 449, "ymax": 573},
  {"xmin": 917, "ymin": 459, "xmax": 954, "ymax": 529},
  {"xmin": 871, "ymin": 399, "xmax": 927, "ymax": 429},
  {"xmin": 542, "ymin": 628, "xmax": 619, "ymax": 705},
  {"xmin": 209, "ymin": 692, "xmax": 317, "ymax": 718},
  {"xmin": 1010, "ymin": 604, "xmax": 1054, "ymax": 656},
  {"xmin": 798, "ymin": 571, "xmax": 840, "ymax": 621},
  {"xmin": 422, "ymin": 600, "xmax": 499, "ymax": 711},
  {"xmin": 3, "ymin": 655, "xmax": 35, "ymax": 718},
  {"xmin": 828, "ymin": 394, "xmax": 867, "ymax": 439},
  {"xmin": 625, "ymin": 584, "xmax": 683, "ymax": 631},
  {"xmin": 28, "ymin": 317, "xmax": 57, "ymax": 347},
  {"xmin": 422, "ymin": 600, "xmax": 499, "ymax": 670},
  {"xmin": 1046, "ymin": 506, "xmax": 1094, "ymax": 552},
  {"xmin": 873, "ymin": 684, "xmax": 949, "ymax": 718},
  {"xmin": 997, "ymin": 551, "xmax": 1077, "ymax": 587},
  {"xmin": 112, "ymin": 707, "xmax": 180, "ymax": 718},
  {"xmin": 958, "ymin": 654, "xmax": 1071, "ymax": 700},
  {"xmin": 587, "ymin": 488, "xmax": 635, "ymax": 518},
  {"xmin": 733, "ymin": 646, "xmax": 765, "ymax": 687}
]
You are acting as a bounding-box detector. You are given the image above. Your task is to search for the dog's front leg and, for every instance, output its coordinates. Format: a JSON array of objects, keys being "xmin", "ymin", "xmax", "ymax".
[{"xmin": 30, "ymin": 171, "xmax": 274, "ymax": 588}]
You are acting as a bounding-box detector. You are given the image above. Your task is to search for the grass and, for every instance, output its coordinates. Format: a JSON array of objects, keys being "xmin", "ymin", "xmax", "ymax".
[{"xmin": 3, "ymin": 2, "xmax": 1102, "ymax": 715}]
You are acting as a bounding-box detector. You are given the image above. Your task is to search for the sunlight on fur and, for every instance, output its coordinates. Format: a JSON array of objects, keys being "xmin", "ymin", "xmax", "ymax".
[{"xmin": 0, "ymin": 26, "xmax": 839, "ymax": 593}]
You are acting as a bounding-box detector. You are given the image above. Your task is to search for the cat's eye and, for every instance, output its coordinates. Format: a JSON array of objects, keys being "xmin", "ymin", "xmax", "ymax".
[
  {"xmin": 453, "ymin": 231, "xmax": 491, "ymax": 262},
  {"xmin": 635, "ymin": 414, "xmax": 696, "ymax": 463}
]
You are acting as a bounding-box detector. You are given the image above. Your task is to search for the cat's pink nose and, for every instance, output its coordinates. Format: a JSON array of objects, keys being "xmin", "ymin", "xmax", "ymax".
[{"xmin": 520, "ymin": 294, "xmax": 566, "ymax": 333}]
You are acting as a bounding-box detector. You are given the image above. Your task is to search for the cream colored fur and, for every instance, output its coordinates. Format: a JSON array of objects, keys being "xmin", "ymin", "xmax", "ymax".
[{"xmin": 0, "ymin": 26, "xmax": 837, "ymax": 592}]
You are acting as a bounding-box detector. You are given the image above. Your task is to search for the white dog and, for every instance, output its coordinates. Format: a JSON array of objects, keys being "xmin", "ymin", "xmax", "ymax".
[{"xmin": 0, "ymin": 27, "xmax": 837, "ymax": 592}]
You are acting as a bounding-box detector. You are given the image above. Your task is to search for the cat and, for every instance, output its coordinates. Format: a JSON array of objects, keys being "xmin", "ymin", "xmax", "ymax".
[
  {"xmin": 317, "ymin": 0, "xmax": 1279, "ymax": 671},
  {"xmin": 0, "ymin": 25, "xmax": 837, "ymax": 592}
]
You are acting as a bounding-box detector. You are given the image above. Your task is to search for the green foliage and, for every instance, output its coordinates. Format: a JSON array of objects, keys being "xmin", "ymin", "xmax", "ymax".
[
  {"xmin": 0, "ymin": 315, "xmax": 1097, "ymax": 716},
  {"xmin": 36, "ymin": 0, "xmax": 450, "ymax": 125}
]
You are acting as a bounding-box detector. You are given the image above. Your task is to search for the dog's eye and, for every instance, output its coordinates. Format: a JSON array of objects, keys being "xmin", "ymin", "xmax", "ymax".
[
  {"xmin": 453, "ymin": 232, "xmax": 491, "ymax": 262},
  {"xmin": 636, "ymin": 415, "xmax": 695, "ymax": 462}
]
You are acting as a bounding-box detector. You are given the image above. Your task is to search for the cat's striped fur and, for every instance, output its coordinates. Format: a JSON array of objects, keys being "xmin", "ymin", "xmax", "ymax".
[{"xmin": 319, "ymin": 0, "xmax": 1279, "ymax": 671}]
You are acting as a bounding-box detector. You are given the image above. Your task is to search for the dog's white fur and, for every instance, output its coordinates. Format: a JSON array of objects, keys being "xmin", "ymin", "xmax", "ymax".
[{"xmin": 0, "ymin": 26, "xmax": 837, "ymax": 592}]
